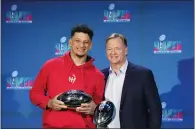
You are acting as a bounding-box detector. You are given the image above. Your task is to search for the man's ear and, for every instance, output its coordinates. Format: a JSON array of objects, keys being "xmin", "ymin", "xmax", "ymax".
[
  {"xmin": 69, "ymin": 39, "xmax": 72, "ymax": 47},
  {"xmin": 89, "ymin": 42, "xmax": 93, "ymax": 50},
  {"xmin": 125, "ymin": 47, "xmax": 128, "ymax": 55}
]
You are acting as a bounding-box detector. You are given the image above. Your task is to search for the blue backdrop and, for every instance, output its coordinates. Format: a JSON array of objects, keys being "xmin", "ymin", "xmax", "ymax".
[{"xmin": 1, "ymin": 0, "xmax": 194, "ymax": 128}]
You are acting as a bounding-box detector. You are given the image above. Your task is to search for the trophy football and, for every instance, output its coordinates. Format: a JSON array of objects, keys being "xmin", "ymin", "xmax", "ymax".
[
  {"xmin": 57, "ymin": 89, "xmax": 92, "ymax": 109},
  {"xmin": 93, "ymin": 100, "xmax": 116, "ymax": 129}
]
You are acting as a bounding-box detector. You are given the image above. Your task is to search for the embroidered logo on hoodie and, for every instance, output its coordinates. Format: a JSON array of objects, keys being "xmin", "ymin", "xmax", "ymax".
[{"xmin": 68, "ymin": 74, "xmax": 76, "ymax": 84}]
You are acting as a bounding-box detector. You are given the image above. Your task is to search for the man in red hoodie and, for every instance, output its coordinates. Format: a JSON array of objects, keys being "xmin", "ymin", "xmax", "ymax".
[{"xmin": 29, "ymin": 24, "xmax": 105, "ymax": 128}]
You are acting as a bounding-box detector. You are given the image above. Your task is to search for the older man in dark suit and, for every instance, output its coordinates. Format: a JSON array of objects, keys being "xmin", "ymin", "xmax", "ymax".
[{"xmin": 102, "ymin": 33, "xmax": 162, "ymax": 129}]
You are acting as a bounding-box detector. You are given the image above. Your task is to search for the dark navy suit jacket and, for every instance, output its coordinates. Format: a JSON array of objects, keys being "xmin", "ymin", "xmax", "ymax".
[{"xmin": 102, "ymin": 61, "xmax": 162, "ymax": 129}]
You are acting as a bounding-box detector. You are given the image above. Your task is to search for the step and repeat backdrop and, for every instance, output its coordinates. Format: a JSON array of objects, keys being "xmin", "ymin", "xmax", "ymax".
[{"xmin": 1, "ymin": 0, "xmax": 194, "ymax": 128}]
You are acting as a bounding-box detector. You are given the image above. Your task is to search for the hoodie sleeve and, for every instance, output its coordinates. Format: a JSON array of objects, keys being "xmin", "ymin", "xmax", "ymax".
[
  {"xmin": 29, "ymin": 62, "xmax": 50, "ymax": 110},
  {"xmin": 93, "ymin": 72, "xmax": 105, "ymax": 105}
]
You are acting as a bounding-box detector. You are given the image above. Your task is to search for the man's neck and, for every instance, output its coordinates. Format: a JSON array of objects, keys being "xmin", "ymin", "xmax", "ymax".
[
  {"xmin": 70, "ymin": 52, "xmax": 87, "ymax": 66},
  {"xmin": 111, "ymin": 59, "xmax": 126, "ymax": 73}
]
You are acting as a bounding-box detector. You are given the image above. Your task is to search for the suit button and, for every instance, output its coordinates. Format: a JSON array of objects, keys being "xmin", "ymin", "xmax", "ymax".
[{"xmin": 120, "ymin": 110, "xmax": 122, "ymax": 112}]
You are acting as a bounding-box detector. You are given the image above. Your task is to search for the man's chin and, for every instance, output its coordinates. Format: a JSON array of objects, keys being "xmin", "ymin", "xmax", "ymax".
[
  {"xmin": 76, "ymin": 53, "xmax": 86, "ymax": 58},
  {"xmin": 110, "ymin": 61, "xmax": 119, "ymax": 64}
]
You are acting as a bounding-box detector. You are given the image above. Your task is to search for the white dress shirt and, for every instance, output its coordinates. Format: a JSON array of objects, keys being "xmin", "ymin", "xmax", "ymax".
[{"xmin": 105, "ymin": 60, "xmax": 128, "ymax": 128}]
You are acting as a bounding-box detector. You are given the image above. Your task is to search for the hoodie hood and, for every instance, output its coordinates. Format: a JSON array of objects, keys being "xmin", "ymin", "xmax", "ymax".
[{"xmin": 64, "ymin": 51, "xmax": 95, "ymax": 69}]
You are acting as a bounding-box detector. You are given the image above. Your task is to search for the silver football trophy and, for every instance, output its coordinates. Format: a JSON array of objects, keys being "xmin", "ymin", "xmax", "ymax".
[
  {"xmin": 93, "ymin": 100, "xmax": 116, "ymax": 129},
  {"xmin": 57, "ymin": 89, "xmax": 92, "ymax": 109}
]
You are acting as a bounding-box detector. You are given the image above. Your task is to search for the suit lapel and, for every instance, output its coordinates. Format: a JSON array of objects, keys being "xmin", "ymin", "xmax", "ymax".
[
  {"xmin": 120, "ymin": 62, "xmax": 135, "ymax": 109},
  {"xmin": 102, "ymin": 67, "xmax": 109, "ymax": 100},
  {"xmin": 104, "ymin": 69, "xmax": 109, "ymax": 88}
]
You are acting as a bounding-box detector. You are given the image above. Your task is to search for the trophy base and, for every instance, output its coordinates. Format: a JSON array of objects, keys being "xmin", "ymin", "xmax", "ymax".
[{"xmin": 97, "ymin": 125, "xmax": 108, "ymax": 129}]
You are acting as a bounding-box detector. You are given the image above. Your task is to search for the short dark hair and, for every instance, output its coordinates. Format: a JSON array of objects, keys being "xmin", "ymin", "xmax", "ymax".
[
  {"xmin": 71, "ymin": 24, "xmax": 94, "ymax": 40},
  {"xmin": 106, "ymin": 33, "xmax": 127, "ymax": 47}
]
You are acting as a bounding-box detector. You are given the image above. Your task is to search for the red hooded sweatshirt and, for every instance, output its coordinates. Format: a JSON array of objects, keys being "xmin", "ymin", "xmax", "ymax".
[{"xmin": 29, "ymin": 51, "xmax": 105, "ymax": 128}]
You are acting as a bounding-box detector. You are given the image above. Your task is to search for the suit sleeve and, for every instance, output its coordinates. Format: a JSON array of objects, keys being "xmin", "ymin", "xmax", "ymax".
[
  {"xmin": 143, "ymin": 70, "xmax": 162, "ymax": 128},
  {"xmin": 29, "ymin": 64, "xmax": 50, "ymax": 110}
]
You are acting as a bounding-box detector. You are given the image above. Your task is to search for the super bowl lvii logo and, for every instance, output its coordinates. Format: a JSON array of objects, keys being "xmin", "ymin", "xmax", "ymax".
[
  {"xmin": 6, "ymin": 4, "xmax": 32, "ymax": 23},
  {"xmin": 154, "ymin": 34, "xmax": 182, "ymax": 54},
  {"xmin": 55, "ymin": 36, "xmax": 70, "ymax": 56},
  {"xmin": 104, "ymin": 3, "xmax": 130, "ymax": 23},
  {"xmin": 161, "ymin": 102, "xmax": 183, "ymax": 122},
  {"xmin": 6, "ymin": 70, "xmax": 33, "ymax": 90}
]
